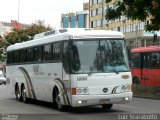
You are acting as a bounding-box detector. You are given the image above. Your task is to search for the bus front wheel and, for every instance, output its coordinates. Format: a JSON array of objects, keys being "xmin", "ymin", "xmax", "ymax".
[
  {"xmin": 133, "ymin": 77, "xmax": 140, "ymax": 84},
  {"xmin": 102, "ymin": 104, "xmax": 113, "ymax": 110},
  {"xmin": 53, "ymin": 87, "xmax": 65, "ymax": 111}
]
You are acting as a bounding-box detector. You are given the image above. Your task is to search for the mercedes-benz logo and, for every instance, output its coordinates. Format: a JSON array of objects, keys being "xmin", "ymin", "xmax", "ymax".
[{"xmin": 103, "ymin": 88, "xmax": 108, "ymax": 93}]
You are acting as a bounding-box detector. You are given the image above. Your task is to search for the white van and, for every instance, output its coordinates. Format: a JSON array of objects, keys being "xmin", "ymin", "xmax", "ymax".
[{"xmin": 0, "ymin": 70, "xmax": 6, "ymax": 85}]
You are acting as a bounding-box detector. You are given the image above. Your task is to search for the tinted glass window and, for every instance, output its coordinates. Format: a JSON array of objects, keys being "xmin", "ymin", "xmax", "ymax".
[
  {"xmin": 14, "ymin": 51, "xmax": 19, "ymax": 63},
  {"xmin": 43, "ymin": 44, "xmax": 52, "ymax": 61},
  {"xmin": 63, "ymin": 41, "xmax": 71, "ymax": 73},
  {"xmin": 27, "ymin": 48, "xmax": 33, "ymax": 62},
  {"xmin": 150, "ymin": 52, "xmax": 160, "ymax": 68},
  {"xmin": 34, "ymin": 46, "xmax": 42, "ymax": 61},
  {"xmin": 7, "ymin": 52, "xmax": 13, "ymax": 64},
  {"xmin": 53, "ymin": 42, "xmax": 62, "ymax": 61},
  {"xmin": 142, "ymin": 53, "xmax": 150, "ymax": 68},
  {"xmin": 131, "ymin": 53, "xmax": 141, "ymax": 68},
  {"xmin": 20, "ymin": 49, "xmax": 26, "ymax": 62}
]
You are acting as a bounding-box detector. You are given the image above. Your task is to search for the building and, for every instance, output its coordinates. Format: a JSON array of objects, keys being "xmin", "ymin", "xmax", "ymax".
[
  {"xmin": 61, "ymin": 2, "xmax": 89, "ymax": 28},
  {"xmin": 0, "ymin": 20, "xmax": 29, "ymax": 37},
  {"xmin": 0, "ymin": 22, "xmax": 12, "ymax": 37},
  {"xmin": 61, "ymin": 13, "xmax": 76, "ymax": 28},
  {"xmin": 89, "ymin": 0, "xmax": 159, "ymax": 48}
]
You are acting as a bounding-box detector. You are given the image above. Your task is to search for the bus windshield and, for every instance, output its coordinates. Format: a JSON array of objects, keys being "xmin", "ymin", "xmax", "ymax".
[{"xmin": 70, "ymin": 39, "xmax": 130, "ymax": 74}]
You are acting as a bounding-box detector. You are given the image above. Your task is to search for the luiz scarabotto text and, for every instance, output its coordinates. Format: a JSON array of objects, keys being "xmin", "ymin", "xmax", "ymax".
[{"xmin": 118, "ymin": 114, "xmax": 159, "ymax": 120}]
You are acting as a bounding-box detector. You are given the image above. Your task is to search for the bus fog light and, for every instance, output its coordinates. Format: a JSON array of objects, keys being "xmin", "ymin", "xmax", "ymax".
[
  {"xmin": 125, "ymin": 97, "xmax": 129, "ymax": 101},
  {"xmin": 78, "ymin": 101, "xmax": 82, "ymax": 104},
  {"xmin": 78, "ymin": 100, "xmax": 87, "ymax": 104}
]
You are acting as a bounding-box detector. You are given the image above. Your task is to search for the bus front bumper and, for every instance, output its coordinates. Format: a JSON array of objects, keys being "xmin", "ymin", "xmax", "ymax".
[{"xmin": 71, "ymin": 92, "xmax": 132, "ymax": 107}]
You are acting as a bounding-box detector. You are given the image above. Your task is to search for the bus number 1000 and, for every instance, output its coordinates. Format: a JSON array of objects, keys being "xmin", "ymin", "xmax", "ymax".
[{"xmin": 77, "ymin": 77, "xmax": 87, "ymax": 81}]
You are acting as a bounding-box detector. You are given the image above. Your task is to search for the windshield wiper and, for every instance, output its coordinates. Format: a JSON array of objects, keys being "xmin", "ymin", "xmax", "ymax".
[{"xmin": 107, "ymin": 60, "xmax": 119, "ymax": 74}]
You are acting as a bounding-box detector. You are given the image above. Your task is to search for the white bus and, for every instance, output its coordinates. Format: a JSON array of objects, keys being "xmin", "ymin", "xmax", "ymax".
[{"xmin": 6, "ymin": 28, "xmax": 132, "ymax": 111}]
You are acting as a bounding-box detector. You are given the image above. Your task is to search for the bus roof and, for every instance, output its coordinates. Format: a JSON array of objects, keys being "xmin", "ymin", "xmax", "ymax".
[
  {"xmin": 7, "ymin": 28, "xmax": 124, "ymax": 51},
  {"xmin": 131, "ymin": 46, "xmax": 160, "ymax": 53}
]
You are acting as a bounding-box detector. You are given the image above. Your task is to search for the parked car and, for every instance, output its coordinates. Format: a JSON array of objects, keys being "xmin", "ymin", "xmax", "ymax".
[{"xmin": 0, "ymin": 70, "xmax": 6, "ymax": 85}]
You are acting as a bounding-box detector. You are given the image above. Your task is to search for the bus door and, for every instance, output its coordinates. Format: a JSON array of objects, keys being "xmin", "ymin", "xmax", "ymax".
[
  {"xmin": 62, "ymin": 41, "xmax": 71, "ymax": 99},
  {"xmin": 141, "ymin": 52, "xmax": 150, "ymax": 85}
]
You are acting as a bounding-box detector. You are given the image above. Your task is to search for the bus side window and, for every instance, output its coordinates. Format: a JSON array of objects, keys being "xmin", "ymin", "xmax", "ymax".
[
  {"xmin": 13, "ymin": 50, "xmax": 19, "ymax": 63},
  {"xmin": 27, "ymin": 48, "xmax": 33, "ymax": 62},
  {"xmin": 151, "ymin": 52, "xmax": 160, "ymax": 68},
  {"xmin": 7, "ymin": 52, "xmax": 13, "ymax": 64},
  {"xmin": 43, "ymin": 44, "xmax": 52, "ymax": 61},
  {"xmin": 141, "ymin": 53, "xmax": 149, "ymax": 69},
  {"xmin": 20, "ymin": 49, "xmax": 26, "ymax": 63},
  {"xmin": 131, "ymin": 53, "xmax": 141, "ymax": 68},
  {"xmin": 34, "ymin": 46, "xmax": 42, "ymax": 62}
]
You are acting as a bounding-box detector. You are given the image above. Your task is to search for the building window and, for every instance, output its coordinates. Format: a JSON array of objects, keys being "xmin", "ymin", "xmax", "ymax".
[
  {"xmin": 98, "ymin": 0, "xmax": 102, "ymax": 3},
  {"xmin": 117, "ymin": 27, "xmax": 120, "ymax": 32},
  {"xmin": 98, "ymin": 7, "xmax": 102, "ymax": 15},
  {"xmin": 93, "ymin": 0, "xmax": 97, "ymax": 5}
]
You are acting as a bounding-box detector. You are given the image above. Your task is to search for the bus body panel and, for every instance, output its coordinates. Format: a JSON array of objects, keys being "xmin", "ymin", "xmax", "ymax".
[{"xmin": 69, "ymin": 72, "xmax": 132, "ymax": 107}]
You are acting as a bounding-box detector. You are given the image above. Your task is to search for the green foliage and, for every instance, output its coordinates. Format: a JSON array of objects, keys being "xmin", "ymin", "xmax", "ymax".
[
  {"xmin": 4, "ymin": 23, "xmax": 51, "ymax": 45},
  {"xmin": 27, "ymin": 24, "xmax": 51, "ymax": 40},
  {"xmin": 105, "ymin": 0, "xmax": 160, "ymax": 31},
  {"xmin": 0, "ymin": 23, "xmax": 51, "ymax": 61}
]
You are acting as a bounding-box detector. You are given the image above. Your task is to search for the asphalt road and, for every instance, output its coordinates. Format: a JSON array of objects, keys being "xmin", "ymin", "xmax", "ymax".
[{"xmin": 0, "ymin": 85, "xmax": 160, "ymax": 120}]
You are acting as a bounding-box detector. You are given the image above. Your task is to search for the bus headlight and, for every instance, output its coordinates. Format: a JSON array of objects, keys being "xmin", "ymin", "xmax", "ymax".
[{"xmin": 76, "ymin": 88, "xmax": 88, "ymax": 95}]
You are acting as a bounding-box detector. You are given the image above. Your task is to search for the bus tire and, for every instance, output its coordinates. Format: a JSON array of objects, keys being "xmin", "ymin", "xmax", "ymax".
[
  {"xmin": 102, "ymin": 104, "xmax": 113, "ymax": 110},
  {"xmin": 53, "ymin": 87, "xmax": 65, "ymax": 111},
  {"xmin": 15, "ymin": 85, "xmax": 22, "ymax": 102},
  {"xmin": 21, "ymin": 85, "xmax": 28, "ymax": 103},
  {"xmin": 133, "ymin": 77, "xmax": 140, "ymax": 84}
]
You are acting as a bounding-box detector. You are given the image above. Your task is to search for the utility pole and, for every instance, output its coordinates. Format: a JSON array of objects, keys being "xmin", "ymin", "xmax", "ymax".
[{"xmin": 18, "ymin": 0, "xmax": 20, "ymax": 22}]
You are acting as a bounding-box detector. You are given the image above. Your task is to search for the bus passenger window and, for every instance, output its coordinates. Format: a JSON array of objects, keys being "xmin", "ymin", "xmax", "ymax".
[
  {"xmin": 14, "ymin": 51, "xmax": 19, "ymax": 63},
  {"xmin": 27, "ymin": 48, "xmax": 33, "ymax": 62},
  {"xmin": 43, "ymin": 44, "xmax": 52, "ymax": 61},
  {"xmin": 20, "ymin": 49, "xmax": 26, "ymax": 63},
  {"xmin": 151, "ymin": 52, "xmax": 160, "ymax": 68},
  {"xmin": 34, "ymin": 46, "xmax": 42, "ymax": 62},
  {"xmin": 53, "ymin": 42, "xmax": 62, "ymax": 61}
]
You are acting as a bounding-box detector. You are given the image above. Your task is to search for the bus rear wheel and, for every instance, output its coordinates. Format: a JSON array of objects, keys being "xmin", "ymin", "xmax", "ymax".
[
  {"xmin": 102, "ymin": 104, "xmax": 113, "ymax": 110},
  {"xmin": 21, "ymin": 85, "xmax": 28, "ymax": 103},
  {"xmin": 15, "ymin": 86, "xmax": 22, "ymax": 101}
]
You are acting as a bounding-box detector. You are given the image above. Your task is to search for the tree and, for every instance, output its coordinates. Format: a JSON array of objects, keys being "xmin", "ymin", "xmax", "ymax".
[
  {"xmin": 5, "ymin": 23, "xmax": 51, "ymax": 45},
  {"xmin": 27, "ymin": 23, "xmax": 51, "ymax": 40},
  {"xmin": 105, "ymin": 0, "xmax": 160, "ymax": 31}
]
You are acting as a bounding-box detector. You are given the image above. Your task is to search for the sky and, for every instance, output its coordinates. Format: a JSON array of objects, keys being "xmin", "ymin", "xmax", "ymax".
[{"xmin": 0, "ymin": 0, "xmax": 88, "ymax": 28}]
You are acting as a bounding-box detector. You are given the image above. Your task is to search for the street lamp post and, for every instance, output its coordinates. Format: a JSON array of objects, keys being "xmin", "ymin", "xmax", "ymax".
[{"xmin": 18, "ymin": 0, "xmax": 21, "ymax": 22}]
